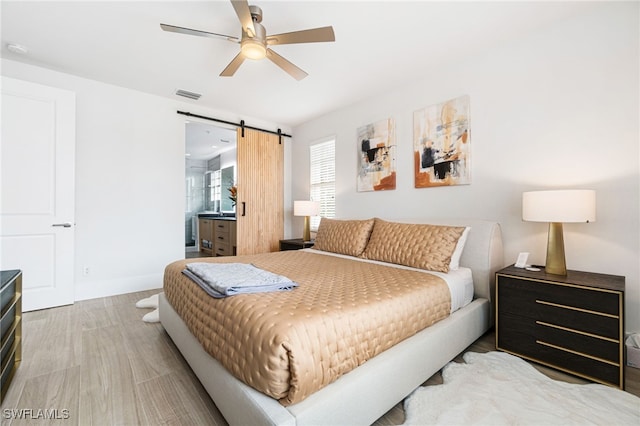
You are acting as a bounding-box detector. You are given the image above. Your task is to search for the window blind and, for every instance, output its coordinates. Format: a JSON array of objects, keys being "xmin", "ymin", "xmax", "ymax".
[{"xmin": 309, "ymin": 139, "xmax": 335, "ymax": 230}]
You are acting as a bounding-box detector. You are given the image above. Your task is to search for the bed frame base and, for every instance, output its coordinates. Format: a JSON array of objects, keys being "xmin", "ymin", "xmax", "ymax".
[{"xmin": 160, "ymin": 293, "xmax": 490, "ymax": 425}]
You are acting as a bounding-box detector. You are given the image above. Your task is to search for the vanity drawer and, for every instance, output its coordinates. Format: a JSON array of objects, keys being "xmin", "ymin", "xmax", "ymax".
[
  {"xmin": 215, "ymin": 243, "xmax": 233, "ymax": 256},
  {"xmin": 199, "ymin": 219, "xmax": 213, "ymax": 229},
  {"xmin": 214, "ymin": 220, "xmax": 231, "ymax": 233},
  {"xmin": 215, "ymin": 231, "xmax": 233, "ymax": 244}
]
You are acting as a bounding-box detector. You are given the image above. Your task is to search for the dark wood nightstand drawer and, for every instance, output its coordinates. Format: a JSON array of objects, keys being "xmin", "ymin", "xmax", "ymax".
[
  {"xmin": 0, "ymin": 351, "xmax": 16, "ymax": 394},
  {"xmin": 499, "ymin": 311, "xmax": 620, "ymax": 363},
  {"xmin": 497, "ymin": 275, "xmax": 620, "ymax": 316},
  {"xmin": 0, "ymin": 328, "xmax": 15, "ymax": 365},
  {"xmin": 0, "ymin": 280, "xmax": 16, "ymax": 312},
  {"xmin": 498, "ymin": 315, "xmax": 621, "ymax": 386}
]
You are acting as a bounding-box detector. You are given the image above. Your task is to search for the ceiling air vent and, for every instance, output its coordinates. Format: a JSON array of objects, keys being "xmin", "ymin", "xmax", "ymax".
[{"xmin": 175, "ymin": 89, "xmax": 201, "ymax": 100}]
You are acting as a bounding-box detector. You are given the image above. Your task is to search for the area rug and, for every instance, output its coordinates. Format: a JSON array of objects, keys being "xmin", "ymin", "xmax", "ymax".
[{"xmin": 404, "ymin": 351, "xmax": 640, "ymax": 425}]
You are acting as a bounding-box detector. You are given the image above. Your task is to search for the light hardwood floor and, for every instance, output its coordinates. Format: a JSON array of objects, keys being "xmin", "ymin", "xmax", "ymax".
[{"xmin": 2, "ymin": 289, "xmax": 638, "ymax": 425}]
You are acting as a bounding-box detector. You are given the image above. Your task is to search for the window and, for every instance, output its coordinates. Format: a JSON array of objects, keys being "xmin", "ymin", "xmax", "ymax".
[
  {"xmin": 205, "ymin": 170, "xmax": 222, "ymax": 212},
  {"xmin": 309, "ymin": 139, "xmax": 335, "ymax": 230}
]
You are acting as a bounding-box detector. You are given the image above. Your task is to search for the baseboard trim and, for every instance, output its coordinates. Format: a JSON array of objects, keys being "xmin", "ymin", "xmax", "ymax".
[{"xmin": 75, "ymin": 273, "xmax": 163, "ymax": 301}]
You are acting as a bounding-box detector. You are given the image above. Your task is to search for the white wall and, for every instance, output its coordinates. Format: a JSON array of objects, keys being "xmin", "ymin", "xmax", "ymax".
[
  {"xmin": 220, "ymin": 147, "xmax": 237, "ymax": 171},
  {"xmin": 1, "ymin": 58, "xmax": 291, "ymax": 300},
  {"xmin": 291, "ymin": 4, "xmax": 640, "ymax": 332}
]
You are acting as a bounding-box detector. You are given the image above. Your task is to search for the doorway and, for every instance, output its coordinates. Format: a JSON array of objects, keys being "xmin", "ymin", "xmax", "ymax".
[
  {"xmin": 184, "ymin": 121, "xmax": 237, "ymax": 257},
  {"xmin": 1, "ymin": 77, "xmax": 76, "ymax": 311}
]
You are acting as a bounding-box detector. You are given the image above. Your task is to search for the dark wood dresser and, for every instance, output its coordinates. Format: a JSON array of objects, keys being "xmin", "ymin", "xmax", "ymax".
[
  {"xmin": 1, "ymin": 269, "xmax": 22, "ymax": 403},
  {"xmin": 496, "ymin": 265, "xmax": 625, "ymax": 389}
]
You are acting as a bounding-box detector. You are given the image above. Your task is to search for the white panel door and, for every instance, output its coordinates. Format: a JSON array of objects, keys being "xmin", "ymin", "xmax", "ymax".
[{"xmin": 1, "ymin": 77, "xmax": 76, "ymax": 311}]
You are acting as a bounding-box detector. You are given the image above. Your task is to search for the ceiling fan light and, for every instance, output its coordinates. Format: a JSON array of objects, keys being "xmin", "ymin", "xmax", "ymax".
[{"xmin": 241, "ymin": 39, "xmax": 266, "ymax": 60}]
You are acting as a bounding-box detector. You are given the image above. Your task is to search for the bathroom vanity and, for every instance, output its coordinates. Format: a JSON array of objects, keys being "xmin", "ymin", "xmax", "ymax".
[{"xmin": 198, "ymin": 215, "xmax": 236, "ymax": 256}]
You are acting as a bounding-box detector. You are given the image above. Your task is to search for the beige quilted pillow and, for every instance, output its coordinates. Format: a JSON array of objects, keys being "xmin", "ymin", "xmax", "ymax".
[
  {"xmin": 361, "ymin": 218, "xmax": 466, "ymax": 272},
  {"xmin": 313, "ymin": 218, "xmax": 375, "ymax": 257}
]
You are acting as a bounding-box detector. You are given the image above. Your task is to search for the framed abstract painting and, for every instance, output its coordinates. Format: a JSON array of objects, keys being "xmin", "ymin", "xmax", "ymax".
[
  {"xmin": 413, "ymin": 95, "xmax": 470, "ymax": 188},
  {"xmin": 357, "ymin": 118, "xmax": 396, "ymax": 192}
]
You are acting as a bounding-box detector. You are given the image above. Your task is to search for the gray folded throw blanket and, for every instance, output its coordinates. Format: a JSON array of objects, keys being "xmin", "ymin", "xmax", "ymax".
[{"xmin": 182, "ymin": 262, "xmax": 298, "ymax": 298}]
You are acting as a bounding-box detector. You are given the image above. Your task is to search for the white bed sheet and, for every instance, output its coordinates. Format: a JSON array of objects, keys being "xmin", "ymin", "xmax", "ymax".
[{"xmin": 301, "ymin": 248, "xmax": 474, "ymax": 313}]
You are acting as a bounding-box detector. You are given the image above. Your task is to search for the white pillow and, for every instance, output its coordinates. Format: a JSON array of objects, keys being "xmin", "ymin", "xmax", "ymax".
[{"xmin": 449, "ymin": 227, "xmax": 470, "ymax": 270}]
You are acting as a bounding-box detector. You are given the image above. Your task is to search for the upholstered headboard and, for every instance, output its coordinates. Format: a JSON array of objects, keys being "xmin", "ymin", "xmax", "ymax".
[{"xmin": 386, "ymin": 218, "xmax": 504, "ymax": 301}]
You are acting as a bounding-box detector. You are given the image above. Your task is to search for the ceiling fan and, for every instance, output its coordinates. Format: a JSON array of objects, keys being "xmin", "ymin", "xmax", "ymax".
[{"xmin": 160, "ymin": 0, "xmax": 335, "ymax": 80}]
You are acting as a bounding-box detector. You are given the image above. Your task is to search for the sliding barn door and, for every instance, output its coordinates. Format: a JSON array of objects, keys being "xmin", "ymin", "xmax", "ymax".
[{"xmin": 236, "ymin": 128, "xmax": 283, "ymax": 255}]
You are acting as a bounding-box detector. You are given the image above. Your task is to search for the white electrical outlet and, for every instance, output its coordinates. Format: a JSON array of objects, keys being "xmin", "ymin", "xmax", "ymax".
[{"xmin": 83, "ymin": 266, "xmax": 90, "ymax": 276}]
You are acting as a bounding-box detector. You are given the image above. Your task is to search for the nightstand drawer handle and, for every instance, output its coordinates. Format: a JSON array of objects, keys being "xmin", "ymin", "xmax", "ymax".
[
  {"xmin": 535, "ymin": 300, "xmax": 618, "ymax": 319},
  {"xmin": 536, "ymin": 321, "xmax": 619, "ymax": 343},
  {"xmin": 536, "ymin": 340, "xmax": 620, "ymax": 367}
]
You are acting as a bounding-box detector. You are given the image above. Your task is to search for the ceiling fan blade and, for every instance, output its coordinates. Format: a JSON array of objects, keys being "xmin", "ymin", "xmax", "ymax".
[
  {"xmin": 266, "ymin": 49, "xmax": 308, "ymax": 81},
  {"xmin": 230, "ymin": 0, "xmax": 256, "ymax": 38},
  {"xmin": 267, "ymin": 26, "xmax": 335, "ymax": 46},
  {"xmin": 160, "ymin": 23, "xmax": 238, "ymax": 42},
  {"xmin": 220, "ymin": 53, "xmax": 246, "ymax": 77}
]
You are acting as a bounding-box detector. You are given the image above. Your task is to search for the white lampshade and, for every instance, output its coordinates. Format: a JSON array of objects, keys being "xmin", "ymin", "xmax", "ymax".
[
  {"xmin": 522, "ymin": 189, "xmax": 596, "ymax": 276},
  {"xmin": 523, "ymin": 190, "xmax": 596, "ymax": 223},
  {"xmin": 294, "ymin": 200, "xmax": 320, "ymax": 217}
]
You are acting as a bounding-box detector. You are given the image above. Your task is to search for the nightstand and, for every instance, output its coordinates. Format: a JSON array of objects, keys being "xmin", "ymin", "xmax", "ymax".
[
  {"xmin": 279, "ymin": 238, "xmax": 314, "ymax": 251},
  {"xmin": 496, "ymin": 265, "xmax": 625, "ymax": 389}
]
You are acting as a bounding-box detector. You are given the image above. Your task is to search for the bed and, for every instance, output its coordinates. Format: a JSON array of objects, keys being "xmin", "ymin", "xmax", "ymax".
[{"xmin": 159, "ymin": 217, "xmax": 503, "ymax": 425}]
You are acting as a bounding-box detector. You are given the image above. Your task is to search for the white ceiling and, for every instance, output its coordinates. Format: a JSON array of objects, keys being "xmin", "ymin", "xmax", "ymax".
[
  {"xmin": 1, "ymin": 1, "xmax": 600, "ymax": 128},
  {"xmin": 185, "ymin": 120, "xmax": 236, "ymax": 160}
]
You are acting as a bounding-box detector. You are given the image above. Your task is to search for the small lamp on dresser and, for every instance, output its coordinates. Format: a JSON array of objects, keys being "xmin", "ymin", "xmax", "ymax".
[
  {"xmin": 522, "ymin": 189, "xmax": 596, "ymax": 275},
  {"xmin": 294, "ymin": 200, "xmax": 320, "ymax": 242}
]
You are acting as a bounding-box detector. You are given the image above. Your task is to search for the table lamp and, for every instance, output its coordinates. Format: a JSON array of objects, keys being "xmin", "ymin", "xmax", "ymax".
[
  {"xmin": 294, "ymin": 200, "xmax": 320, "ymax": 242},
  {"xmin": 522, "ymin": 189, "xmax": 596, "ymax": 275}
]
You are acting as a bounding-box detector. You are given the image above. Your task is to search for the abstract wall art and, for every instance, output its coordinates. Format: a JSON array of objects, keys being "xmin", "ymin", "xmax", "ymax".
[
  {"xmin": 357, "ymin": 118, "xmax": 396, "ymax": 192},
  {"xmin": 413, "ymin": 95, "xmax": 471, "ymax": 188}
]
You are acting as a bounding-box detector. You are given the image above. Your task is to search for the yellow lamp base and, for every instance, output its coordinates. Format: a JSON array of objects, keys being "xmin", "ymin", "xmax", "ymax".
[
  {"xmin": 302, "ymin": 216, "xmax": 311, "ymax": 242},
  {"xmin": 545, "ymin": 222, "xmax": 567, "ymax": 275}
]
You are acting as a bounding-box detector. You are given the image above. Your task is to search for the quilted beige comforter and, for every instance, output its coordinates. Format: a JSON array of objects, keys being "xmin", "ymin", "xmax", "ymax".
[{"xmin": 163, "ymin": 250, "xmax": 451, "ymax": 405}]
